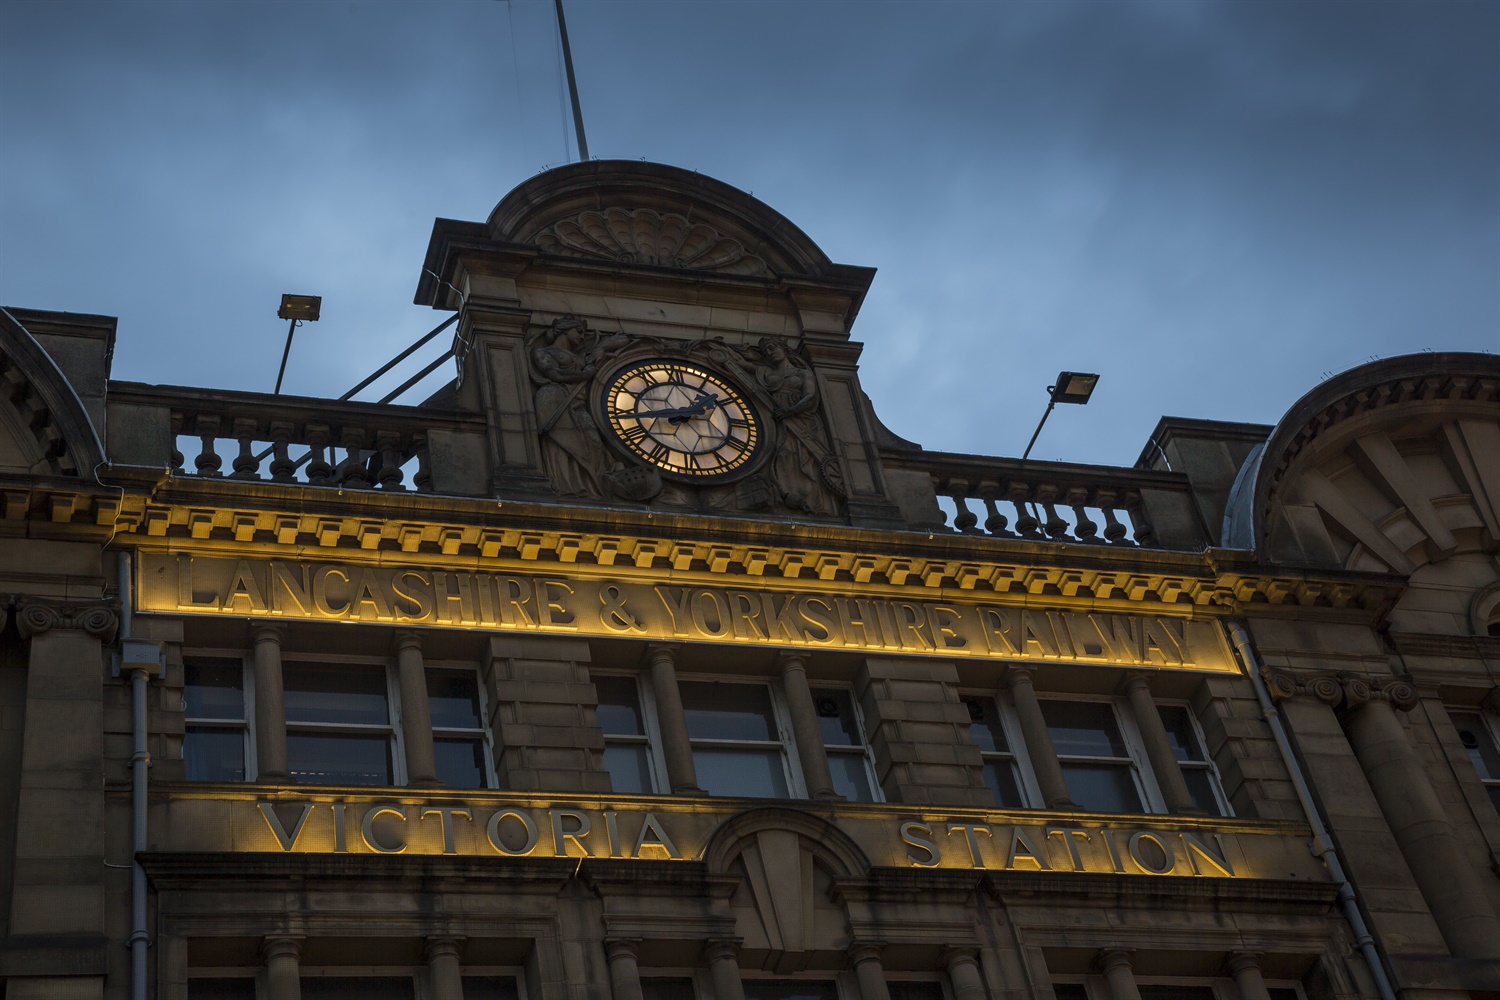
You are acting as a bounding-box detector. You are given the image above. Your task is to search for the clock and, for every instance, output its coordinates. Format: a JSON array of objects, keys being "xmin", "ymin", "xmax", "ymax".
[{"xmin": 602, "ymin": 361, "xmax": 761, "ymax": 478}]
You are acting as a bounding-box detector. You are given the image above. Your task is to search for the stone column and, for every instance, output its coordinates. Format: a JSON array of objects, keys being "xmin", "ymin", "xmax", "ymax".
[
  {"xmin": 781, "ymin": 653, "xmax": 839, "ymax": 799},
  {"xmin": 425, "ymin": 937, "xmax": 465, "ymax": 1000},
  {"xmin": 1227, "ymin": 954, "xmax": 1270, "ymax": 1000},
  {"xmin": 606, "ymin": 939, "xmax": 645, "ymax": 1000},
  {"xmin": 1099, "ymin": 950, "xmax": 1140, "ymax": 1000},
  {"xmin": 849, "ymin": 943, "xmax": 892, "ymax": 1000},
  {"xmin": 1342, "ymin": 688, "xmax": 1500, "ymax": 959},
  {"xmin": 1120, "ymin": 674, "xmax": 1198, "ymax": 814},
  {"xmin": 395, "ymin": 631, "xmax": 439, "ymax": 786},
  {"xmin": 262, "ymin": 936, "xmax": 303, "ymax": 1000},
  {"xmin": 1004, "ymin": 666, "xmax": 1074, "ymax": 809},
  {"xmin": 705, "ymin": 940, "xmax": 746, "ymax": 1000},
  {"xmin": 251, "ymin": 624, "xmax": 289, "ymax": 780},
  {"xmin": 646, "ymin": 644, "xmax": 702, "ymax": 794},
  {"xmin": 944, "ymin": 947, "xmax": 989, "ymax": 1000}
]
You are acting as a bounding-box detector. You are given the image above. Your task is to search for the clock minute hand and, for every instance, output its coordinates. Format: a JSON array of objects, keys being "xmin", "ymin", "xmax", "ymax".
[{"xmin": 638, "ymin": 394, "xmax": 718, "ymax": 422}]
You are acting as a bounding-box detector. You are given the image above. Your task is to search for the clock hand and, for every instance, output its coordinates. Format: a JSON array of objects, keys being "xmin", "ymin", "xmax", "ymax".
[{"xmin": 637, "ymin": 394, "xmax": 719, "ymax": 422}]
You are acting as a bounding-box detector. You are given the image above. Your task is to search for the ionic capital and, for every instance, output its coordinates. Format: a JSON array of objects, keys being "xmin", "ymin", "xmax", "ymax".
[{"xmin": 15, "ymin": 598, "xmax": 118, "ymax": 642}]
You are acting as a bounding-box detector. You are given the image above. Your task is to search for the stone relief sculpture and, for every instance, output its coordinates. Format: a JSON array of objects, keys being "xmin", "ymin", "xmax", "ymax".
[
  {"xmin": 529, "ymin": 316, "xmax": 629, "ymax": 498},
  {"xmin": 536, "ymin": 207, "xmax": 771, "ymax": 276}
]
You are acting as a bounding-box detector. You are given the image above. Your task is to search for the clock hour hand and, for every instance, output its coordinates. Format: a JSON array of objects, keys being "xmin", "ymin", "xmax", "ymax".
[{"xmin": 637, "ymin": 393, "xmax": 719, "ymax": 423}]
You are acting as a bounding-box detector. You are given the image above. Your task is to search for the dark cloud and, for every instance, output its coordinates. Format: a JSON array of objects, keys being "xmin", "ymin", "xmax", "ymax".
[{"xmin": 2, "ymin": 0, "xmax": 1494, "ymax": 465}]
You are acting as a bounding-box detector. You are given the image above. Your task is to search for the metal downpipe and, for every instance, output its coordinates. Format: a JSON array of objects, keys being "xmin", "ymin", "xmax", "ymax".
[
  {"xmin": 121, "ymin": 552, "xmax": 150, "ymax": 1000},
  {"xmin": 1227, "ymin": 621, "xmax": 1396, "ymax": 1000}
]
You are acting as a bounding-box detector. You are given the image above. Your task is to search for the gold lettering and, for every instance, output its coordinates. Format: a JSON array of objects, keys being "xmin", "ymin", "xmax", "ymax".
[
  {"xmin": 901, "ymin": 821, "xmax": 940, "ymax": 866},
  {"xmin": 633, "ymin": 812, "xmax": 680, "ymax": 858},
  {"xmin": 550, "ymin": 809, "xmax": 592, "ymax": 856},
  {"xmin": 605, "ymin": 810, "xmax": 623, "ymax": 857},
  {"xmin": 221, "ymin": 560, "xmax": 267, "ymax": 613},
  {"xmin": 350, "ymin": 567, "xmax": 394, "ymax": 622},
  {"xmin": 926, "ymin": 605, "xmax": 967, "ymax": 648},
  {"xmin": 797, "ymin": 596, "xmax": 836, "ymax": 643},
  {"xmin": 1005, "ymin": 826, "xmax": 1052, "ymax": 870},
  {"xmin": 1046, "ymin": 827, "xmax": 1091, "ymax": 871},
  {"xmin": 1103, "ymin": 616, "xmax": 1144, "ymax": 664},
  {"xmin": 1144, "ymin": 619, "xmax": 1187, "ymax": 665},
  {"xmin": 978, "ymin": 607, "xmax": 1021, "ymax": 656},
  {"xmin": 727, "ymin": 590, "xmax": 768, "ymax": 640},
  {"xmin": 690, "ymin": 590, "xmax": 730, "ymax": 638},
  {"xmin": 270, "ymin": 562, "xmax": 312, "ymax": 615},
  {"xmin": 1019, "ymin": 611, "xmax": 1059, "ymax": 657},
  {"xmin": 434, "ymin": 572, "xmax": 477, "ymax": 625},
  {"xmin": 332, "ymin": 802, "xmax": 347, "ymax": 853},
  {"xmin": 486, "ymin": 809, "xmax": 539, "ymax": 856},
  {"xmin": 177, "ymin": 556, "xmax": 221, "ymax": 610},
  {"xmin": 420, "ymin": 807, "xmax": 472, "ymax": 855},
  {"xmin": 1100, "ymin": 827, "xmax": 1127, "ymax": 872},
  {"xmin": 1179, "ymin": 831, "xmax": 1234, "ymax": 876},
  {"xmin": 312, "ymin": 566, "xmax": 351, "ymax": 617},
  {"xmin": 1127, "ymin": 831, "xmax": 1176, "ymax": 874},
  {"xmin": 599, "ymin": 583, "xmax": 644, "ymax": 633},
  {"xmin": 538, "ymin": 579, "xmax": 576, "ymax": 628},
  {"xmin": 946, "ymin": 822, "xmax": 992, "ymax": 867},
  {"xmin": 475, "ymin": 574, "xmax": 498, "ymax": 626},
  {"xmin": 361, "ymin": 806, "xmax": 408, "ymax": 854},
  {"xmin": 256, "ymin": 802, "xmax": 314, "ymax": 851},
  {"xmin": 392, "ymin": 570, "xmax": 433, "ymax": 621},
  {"xmin": 1046, "ymin": 612, "xmax": 1076, "ymax": 657},
  {"xmin": 498, "ymin": 577, "xmax": 537, "ymax": 627},
  {"xmin": 656, "ymin": 586, "xmax": 693, "ymax": 635}
]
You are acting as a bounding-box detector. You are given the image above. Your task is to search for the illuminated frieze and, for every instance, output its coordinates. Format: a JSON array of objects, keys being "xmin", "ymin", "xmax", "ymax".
[{"xmin": 139, "ymin": 554, "xmax": 1237, "ymax": 670}]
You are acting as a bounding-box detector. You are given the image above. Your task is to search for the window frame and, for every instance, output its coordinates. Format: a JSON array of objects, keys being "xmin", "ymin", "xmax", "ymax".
[
  {"xmin": 1447, "ymin": 704, "xmax": 1500, "ymax": 817},
  {"xmin": 181, "ymin": 648, "xmax": 258, "ymax": 783},
  {"xmin": 424, "ymin": 660, "xmax": 499, "ymax": 790},
  {"xmin": 1155, "ymin": 700, "xmax": 1233, "ymax": 817},
  {"xmin": 808, "ymin": 683, "xmax": 883, "ymax": 803},
  {"xmin": 280, "ymin": 653, "xmax": 407, "ymax": 788},
  {"xmin": 1037, "ymin": 693, "xmax": 1162, "ymax": 814},
  {"xmin": 960, "ymin": 691, "xmax": 1041, "ymax": 809},
  {"xmin": 593, "ymin": 670, "xmax": 669, "ymax": 795},
  {"xmin": 678, "ymin": 674, "xmax": 805, "ymax": 799}
]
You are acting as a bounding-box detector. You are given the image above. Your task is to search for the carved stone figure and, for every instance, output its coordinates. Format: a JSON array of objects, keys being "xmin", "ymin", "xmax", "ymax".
[{"xmin": 530, "ymin": 316, "xmax": 629, "ymax": 499}]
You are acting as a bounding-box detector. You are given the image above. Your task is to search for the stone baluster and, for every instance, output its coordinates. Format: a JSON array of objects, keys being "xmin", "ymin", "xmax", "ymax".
[
  {"xmin": 268, "ymin": 420, "xmax": 297, "ymax": 482},
  {"xmin": 605, "ymin": 939, "xmax": 645, "ymax": 1000},
  {"xmin": 338, "ymin": 426, "xmax": 369, "ymax": 488},
  {"xmin": 705, "ymin": 940, "xmax": 746, "ymax": 1000},
  {"xmin": 980, "ymin": 486, "xmax": 1010, "ymax": 536},
  {"xmin": 262, "ymin": 936, "xmax": 303, "ymax": 1000},
  {"xmin": 1099, "ymin": 950, "xmax": 1140, "ymax": 1000},
  {"xmin": 412, "ymin": 432, "xmax": 433, "ymax": 493},
  {"xmin": 230, "ymin": 417, "xmax": 260, "ymax": 479},
  {"xmin": 305, "ymin": 423, "xmax": 333, "ymax": 484},
  {"xmin": 950, "ymin": 479, "xmax": 979, "ymax": 532},
  {"xmin": 1067, "ymin": 487, "xmax": 1100, "ymax": 542},
  {"xmin": 425, "ymin": 937, "xmax": 465, "ymax": 1000},
  {"xmin": 375, "ymin": 430, "xmax": 405, "ymax": 490},
  {"xmin": 943, "ymin": 947, "xmax": 989, "ymax": 1000},
  {"xmin": 1009, "ymin": 483, "xmax": 1041, "ymax": 538},
  {"xmin": 1037, "ymin": 486, "xmax": 1070, "ymax": 539},
  {"xmin": 1125, "ymin": 495, "xmax": 1154, "ymax": 547},
  {"xmin": 194, "ymin": 415, "xmax": 222, "ymax": 476},
  {"xmin": 169, "ymin": 411, "xmax": 184, "ymax": 472},
  {"xmin": 1096, "ymin": 490, "xmax": 1129, "ymax": 544}
]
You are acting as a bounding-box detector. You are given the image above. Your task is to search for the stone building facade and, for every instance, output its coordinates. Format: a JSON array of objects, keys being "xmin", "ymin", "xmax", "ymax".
[{"xmin": 1, "ymin": 162, "xmax": 1497, "ymax": 1000}]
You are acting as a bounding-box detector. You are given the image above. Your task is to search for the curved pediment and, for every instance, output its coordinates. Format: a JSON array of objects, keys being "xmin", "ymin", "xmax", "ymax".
[
  {"xmin": 1224, "ymin": 353, "xmax": 1500, "ymax": 632},
  {"xmin": 485, "ymin": 161, "xmax": 835, "ymax": 279},
  {"xmin": 0, "ymin": 308, "xmax": 106, "ymax": 478}
]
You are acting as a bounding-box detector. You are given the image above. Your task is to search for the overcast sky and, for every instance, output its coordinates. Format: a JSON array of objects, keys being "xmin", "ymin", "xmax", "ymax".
[{"xmin": 2, "ymin": 0, "xmax": 1495, "ymax": 467}]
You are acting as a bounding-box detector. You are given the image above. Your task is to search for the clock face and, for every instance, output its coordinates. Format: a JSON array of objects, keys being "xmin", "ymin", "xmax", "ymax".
[{"xmin": 602, "ymin": 361, "xmax": 760, "ymax": 478}]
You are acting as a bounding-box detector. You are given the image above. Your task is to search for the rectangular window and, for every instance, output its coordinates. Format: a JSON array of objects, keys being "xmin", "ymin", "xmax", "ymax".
[
  {"xmin": 681, "ymin": 680, "xmax": 793, "ymax": 798},
  {"xmin": 187, "ymin": 978, "xmax": 257, "ymax": 1000},
  {"xmin": 301, "ymin": 978, "xmax": 415, "ymax": 1000},
  {"xmin": 1449, "ymin": 709, "xmax": 1500, "ymax": 816},
  {"xmin": 1157, "ymin": 704, "xmax": 1229, "ymax": 816},
  {"xmin": 743, "ymin": 983, "xmax": 839, "ymax": 1000},
  {"xmin": 428, "ymin": 667, "xmax": 494, "ymax": 789},
  {"xmin": 183, "ymin": 657, "xmax": 250, "ymax": 782},
  {"xmin": 284, "ymin": 661, "xmax": 398, "ymax": 786},
  {"xmin": 887, "ymin": 983, "xmax": 944, "ymax": 1000},
  {"xmin": 641, "ymin": 978, "xmax": 697, "ymax": 1000},
  {"xmin": 1042, "ymin": 699, "xmax": 1145, "ymax": 813},
  {"xmin": 964, "ymin": 696, "xmax": 1027, "ymax": 809},
  {"xmin": 597, "ymin": 674, "xmax": 659, "ymax": 794},
  {"xmin": 464, "ymin": 976, "xmax": 523, "ymax": 1000},
  {"xmin": 810, "ymin": 687, "xmax": 880, "ymax": 802}
]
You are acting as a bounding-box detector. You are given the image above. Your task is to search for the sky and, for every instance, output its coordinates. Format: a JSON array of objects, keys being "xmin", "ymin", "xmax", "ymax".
[{"xmin": 1, "ymin": 0, "xmax": 1496, "ymax": 468}]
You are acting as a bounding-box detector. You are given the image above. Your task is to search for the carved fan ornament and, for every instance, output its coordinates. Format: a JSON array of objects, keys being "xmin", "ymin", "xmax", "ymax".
[{"xmin": 536, "ymin": 208, "xmax": 771, "ymax": 276}]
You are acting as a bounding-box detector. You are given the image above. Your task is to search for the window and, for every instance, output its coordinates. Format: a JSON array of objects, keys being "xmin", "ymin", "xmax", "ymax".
[
  {"xmin": 183, "ymin": 657, "xmax": 251, "ymax": 782},
  {"xmin": 963, "ymin": 696, "xmax": 1028, "ymax": 809},
  {"xmin": 887, "ymin": 983, "xmax": 944, "ymax": 1000},
  {"xmin": 284, "ymin": 661, "xmax": 400, "ymax": 786},
  {"xmin": 1157, "ymin": 704, "xmax": 1229, "ymax": 816},
  {"xmin": 428, "ymin": 667, "xmax": 494, "ymax": 789},
  {"xmin": 641, "ymin": 979, "xmax": 697, "ymax": 1000},
  {"xmin": 464, "ymin": 976, "xmax": 523, "ymax": 1000},
  {"xmin": 811, "ymin": 687, "xmax": 880, "ymax": 802},
  {"xmin": 300, "ymin": 979, "xmax": 415, "ymax": 1000},
  {"xmin": 597, "ymin": 674, "xmax": 661, "ymax": 794},
  {"xmin": 1041, "ymin": 699, "xmax": 1146, "ymax": 813},
  {"xmin": 1449, "ymin": 708, "xmax": 1500, "ymax": 816},
  {"xmin": 681, "ymin": 680, "xmax": 795, "ymax": 798},
  {"xmin": 187, "ymin": 978, "xmax": 256, "ymax": 1000},
  {"xmin": 743, "ymin": 983, "xmax": 839, "ymax": 1000}
]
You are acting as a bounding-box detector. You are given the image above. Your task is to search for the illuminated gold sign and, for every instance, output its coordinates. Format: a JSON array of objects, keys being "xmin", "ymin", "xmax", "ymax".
[
  {"xmin": 138, "ymin": 554, "xmax": 1237, "ymax": 671},
  {"xmin": 222, "ymin": 798, "xmax": 1258, "ymax": 878}
]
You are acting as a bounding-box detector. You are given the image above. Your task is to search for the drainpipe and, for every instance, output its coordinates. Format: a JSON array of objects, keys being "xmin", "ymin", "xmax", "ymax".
[
  {"xmin": 1226, "ymin": 622, "xmax": 1397, "ymax": 1000},
  {"xmin": 118, "ymin": 553, "xmax": 159, "ymax": 1000}
]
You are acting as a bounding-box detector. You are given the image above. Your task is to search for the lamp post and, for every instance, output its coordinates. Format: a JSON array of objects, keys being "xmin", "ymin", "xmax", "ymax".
[
  {"xmin": 1021, "ymin": 371, "xmax": 1099, "ymax": 460},
  {"xmin": 273, "ymin": 294, "xmax": 321, "ymax": 395}
]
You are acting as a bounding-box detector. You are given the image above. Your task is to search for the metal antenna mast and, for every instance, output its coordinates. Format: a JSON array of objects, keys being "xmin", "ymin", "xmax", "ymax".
[{"xmin": 554, "ymin": 0, "xmax": 589, "ymax": 162}]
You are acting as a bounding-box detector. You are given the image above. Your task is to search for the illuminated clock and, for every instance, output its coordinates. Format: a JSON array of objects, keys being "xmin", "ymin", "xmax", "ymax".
[{"xmin": 602, "ymin": 361, "xmax": 761, "ymax": 478}]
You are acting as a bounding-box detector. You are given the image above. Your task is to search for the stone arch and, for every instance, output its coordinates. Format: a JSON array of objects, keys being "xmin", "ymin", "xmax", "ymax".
[
  {"xmin": 0, "ymin": 308, "xmax": 106, "ymax": 477},
  {"xmin": 703, "ymin": 807, "xmax": 871, "ymax": 968}
]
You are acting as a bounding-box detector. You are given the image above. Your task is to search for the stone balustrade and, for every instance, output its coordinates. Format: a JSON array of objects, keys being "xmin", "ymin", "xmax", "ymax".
[{"xmin": 882, "ymin": 450, "xmax": 1210, "ymax": 551}]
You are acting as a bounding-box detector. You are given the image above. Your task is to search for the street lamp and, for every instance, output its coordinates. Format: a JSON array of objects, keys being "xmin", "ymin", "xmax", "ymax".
[
  {"xmin": 1021, "ymin": 371, "xmax": 1099, "ymax": 460},
  {"xmin": 274, "ymin": 294, "xmax": 321, "ymax": 395}
]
